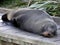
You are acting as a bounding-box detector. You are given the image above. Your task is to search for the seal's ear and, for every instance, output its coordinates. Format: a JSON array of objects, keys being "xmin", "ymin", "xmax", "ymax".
[{"xmin": 2, "ymin": 13, "xmax": 9, "ymax": 22}]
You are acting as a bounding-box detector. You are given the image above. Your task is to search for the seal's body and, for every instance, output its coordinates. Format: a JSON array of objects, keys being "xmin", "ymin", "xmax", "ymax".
[{"xmin": 2, "ymin": 9, "xmax": 57, "ymax": 37}]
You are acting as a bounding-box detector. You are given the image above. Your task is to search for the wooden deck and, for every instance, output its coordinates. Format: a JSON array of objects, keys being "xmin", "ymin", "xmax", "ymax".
[{"xmin": 0, "ymin": 9, "xmax": 60, "ymax": 45}]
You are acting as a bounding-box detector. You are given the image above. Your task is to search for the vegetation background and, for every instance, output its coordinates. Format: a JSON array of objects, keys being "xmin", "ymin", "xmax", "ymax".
[
  {"xmin": 0, "ymin": 0, "xmax": 60, "ymax": 16},
  {"xmin": 0, "ymin": 0, "xmax": 60, "ymax": 8}
]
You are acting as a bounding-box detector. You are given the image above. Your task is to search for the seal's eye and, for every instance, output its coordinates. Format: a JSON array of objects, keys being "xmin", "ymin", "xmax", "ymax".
[
  {"xmin": 48, "ymin": 25, "xmax": 57, "ymax": 32},
  {"xmin": 47, "ymin": 26, "xmax": 54, "ymax": 32}
]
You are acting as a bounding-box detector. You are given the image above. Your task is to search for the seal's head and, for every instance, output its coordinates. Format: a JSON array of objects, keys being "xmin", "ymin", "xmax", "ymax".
[{"xmin": 41, "ymin": 23, "xmax": 57, "ymax": 37}]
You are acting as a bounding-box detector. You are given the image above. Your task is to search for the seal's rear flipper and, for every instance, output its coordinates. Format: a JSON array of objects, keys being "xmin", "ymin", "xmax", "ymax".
[{"xmin": 2, "ymin": 13, "xmax": 9, "ymax": 22}]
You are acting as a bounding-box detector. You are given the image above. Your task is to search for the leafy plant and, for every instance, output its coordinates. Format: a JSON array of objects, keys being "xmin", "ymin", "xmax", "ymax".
[
  {"xmin": 30, "ymin": 1, "xmax": 60, "ymax": 17},
  {"xmin": 0, "ymin": 0, "xmax": 28, "ymax": 8}
]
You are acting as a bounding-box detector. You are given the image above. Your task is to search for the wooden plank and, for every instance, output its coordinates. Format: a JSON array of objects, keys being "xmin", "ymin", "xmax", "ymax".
[{"xmin": 0, "ymin": 19, "xmax": 58, "ymax": 45}]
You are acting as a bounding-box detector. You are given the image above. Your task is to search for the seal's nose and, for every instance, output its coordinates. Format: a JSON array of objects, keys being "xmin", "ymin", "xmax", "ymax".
[{"xmin": 42, "ymin": 32, "xmax": 54, "ymax": 37}]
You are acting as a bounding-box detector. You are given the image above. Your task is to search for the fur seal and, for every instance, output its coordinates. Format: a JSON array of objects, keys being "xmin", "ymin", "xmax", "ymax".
[{"xmin": 2, "ymin": 8, "xmax": 57, "ymax": 37}]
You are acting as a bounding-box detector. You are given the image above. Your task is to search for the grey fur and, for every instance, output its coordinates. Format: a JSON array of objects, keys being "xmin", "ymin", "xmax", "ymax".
[{"xmin": 2, "ymin": 9, "xmax": 57, "ymax": 37}]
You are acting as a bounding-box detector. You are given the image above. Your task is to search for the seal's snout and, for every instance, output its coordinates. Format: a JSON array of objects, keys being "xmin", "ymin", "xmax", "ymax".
[{"xmin": 42, "ymin": 31, "xmax": 54, "ymax": 37}]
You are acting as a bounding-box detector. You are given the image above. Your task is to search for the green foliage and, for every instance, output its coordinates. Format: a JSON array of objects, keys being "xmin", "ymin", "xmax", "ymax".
[
  {"xmin": 0, "ymin": 0, "xmax": 28, "ymax": 8},
  {"xmin": 30, "ymin": 1, "xmax": 60, "ymax": 17},
  {"xmin": 0, "ymin": 0, "xmax": 60, "ymax": 17}
]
